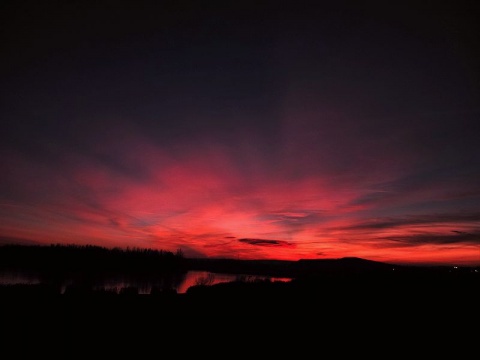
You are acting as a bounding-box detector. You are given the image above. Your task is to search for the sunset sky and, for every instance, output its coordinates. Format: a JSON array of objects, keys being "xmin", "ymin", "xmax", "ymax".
[{"xmin": 1, "ymin": 1, "xmax": 479, "ymax": 265}]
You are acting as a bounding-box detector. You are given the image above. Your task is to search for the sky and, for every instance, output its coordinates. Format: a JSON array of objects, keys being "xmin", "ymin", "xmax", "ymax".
[{"xmin": 1, "ymin": 1, "xmax": 479, "ymax": 266}]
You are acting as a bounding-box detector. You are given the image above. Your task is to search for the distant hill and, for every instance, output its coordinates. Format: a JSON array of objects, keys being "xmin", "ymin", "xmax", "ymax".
[
  {"xmin": 0, "ymin": 244, "xmax": 478, "ymax": 314},
  {"xmin": 185, "ymin": 255, "xmax": 473, "ymax": 278},
  {"xmin": 186, "ymin": 256, "xmax": 396, "ymax": 277},
  {"xmin": 1, "ymin": 244, "xmax": 476, "ymax": 280}
]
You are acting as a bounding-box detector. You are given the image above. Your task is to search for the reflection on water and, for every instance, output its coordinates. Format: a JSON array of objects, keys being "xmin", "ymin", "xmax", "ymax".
[
  {"xmin": 179, "ymin": 272, "xmax": 292, "ymax": 293},
  {"xmin": 0, "ymin": 272, "xmax": 42, "ymax": 285},
  {"xmin": 0, "ymin": 270, "xmax": 291, "ymax": 294}
]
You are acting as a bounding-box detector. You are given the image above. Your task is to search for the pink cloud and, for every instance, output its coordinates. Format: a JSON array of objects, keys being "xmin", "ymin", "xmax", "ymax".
[{"xmin": 0, "ymin": 121, "xmax": 479, "ymax": 266}]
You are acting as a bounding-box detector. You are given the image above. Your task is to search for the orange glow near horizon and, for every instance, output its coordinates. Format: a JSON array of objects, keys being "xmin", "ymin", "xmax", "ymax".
[
  {"xmin": 1, "ymin": 133, "xmax": 479, "ymax": 267},
  {"xmin": 2, "ymin": 3, "xmax": 479, "ymax": 270}
]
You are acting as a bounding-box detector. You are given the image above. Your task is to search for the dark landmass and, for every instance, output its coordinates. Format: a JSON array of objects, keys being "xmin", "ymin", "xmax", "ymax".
[
  {"xmin": 186, "ymin": 255, "xmax": 475, "ymax": 277},
  {"xmin": 2, "ymin": 243, "xmax": 478, "ymax": 280},
  {"xmin": 0, "ymin": 244, "xmax": 478, "ymax": 322}
]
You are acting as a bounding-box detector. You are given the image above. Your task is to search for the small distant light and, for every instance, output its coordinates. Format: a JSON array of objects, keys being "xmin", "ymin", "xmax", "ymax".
[
  {"xmin": 392, "ymin": 268, "xmax": 395, "ymax": 271},
  {"xmin": 454, "ymin": 266, "xmax": 458, "ymax": 269}
]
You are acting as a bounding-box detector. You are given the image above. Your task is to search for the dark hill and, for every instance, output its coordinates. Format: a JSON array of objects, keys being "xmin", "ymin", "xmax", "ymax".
[{"xmin": 187, "ymin": 256, "xmax": 415, "ymax": 278}]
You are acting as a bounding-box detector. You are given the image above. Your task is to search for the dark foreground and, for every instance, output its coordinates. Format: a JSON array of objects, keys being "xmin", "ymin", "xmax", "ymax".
[
  {"xmin": 1, "ymin": 245, "xmax": 478, "ymax": 341},
  {"xmin": 1, "ymin": 270, "xmax": 478, "ymax": 352},
  {"xmin": 2, "ymin": 269, "xmax": 478, "ymax": 316}
]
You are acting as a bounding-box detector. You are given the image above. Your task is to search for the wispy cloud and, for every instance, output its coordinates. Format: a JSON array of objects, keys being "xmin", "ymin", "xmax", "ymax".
[
  {"xmin": 238, "ymin": 238, "xmax": 295, "ymax": 248},
  {"xmin": 337, "ymin": 212, "xmax": 480, "ymax": 231},
  {"xmin": 384, "ymin": 232, "xmax": 480, "ymax": 246}
]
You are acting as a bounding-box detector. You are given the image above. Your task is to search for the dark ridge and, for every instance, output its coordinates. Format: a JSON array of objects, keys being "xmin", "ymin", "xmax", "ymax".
[
  {"xmin": 186, "ymin": 257, "xmax": 297, "ymax": 277},
  {"xmin": 2, "ymin": 244, "xmax": 476, "ymax": 279},
  {"xmin": 296, "ymin": 256, "xmax": 395, "ymax": 272},
  {"xmin": 186, "ymin": 255, "xmax": 473, "ymax": 278},
  {"xmin": 0, "ymin": 244, "xmax": 478, "ymax": 330},
  {"xmin": 1, "ymin": 244, "xmax": 478, "ymax": 300},
  {"xmin": 0, "ymin": 244, "xmax": 187, "ymax": 292},
  {"xmin": 0, "ymin": 243, "xmax": 186, "ymax": 272}
]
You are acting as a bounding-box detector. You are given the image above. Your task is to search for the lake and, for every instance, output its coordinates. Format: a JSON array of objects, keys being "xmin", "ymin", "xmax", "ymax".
[{"xmin": 0, "ymin": 270, "xmax": 291, "ymax": 294}]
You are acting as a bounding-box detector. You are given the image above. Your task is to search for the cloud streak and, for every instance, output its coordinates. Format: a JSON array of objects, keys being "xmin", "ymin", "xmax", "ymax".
[
  {"xmin": 0, "ymin": 3, "xmax": 479, "ymax": 266},
  {"xmin": 238, "ymin": 238, "xmax": 295, "ymax": 248},
  {"xmin": 337, "ymin": 213, "xmax": 480, "ymax": 231},
  {"xmin": 384, "ymin": 232, "xmax": 480, "ymax": 246}
]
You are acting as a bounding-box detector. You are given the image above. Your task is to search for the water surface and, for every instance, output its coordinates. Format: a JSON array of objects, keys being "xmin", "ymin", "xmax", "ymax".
[{"xmin": 0, "ymin": 270, "xmax": 291, "ymax": 294}]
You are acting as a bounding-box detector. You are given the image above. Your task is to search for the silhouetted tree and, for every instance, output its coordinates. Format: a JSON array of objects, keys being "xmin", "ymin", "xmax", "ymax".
[{"xmin": 175, "ymin": 248, "xmax": 184, "ymax": 258}]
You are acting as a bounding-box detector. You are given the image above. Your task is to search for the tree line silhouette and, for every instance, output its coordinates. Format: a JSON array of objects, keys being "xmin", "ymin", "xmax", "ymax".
[
  {"xmin": 0, "ymin": 244, "xmax": 478, "ymax": 309},
  {"xmin": 0, "ymin": 244, "xmax": 187, "ymax": 295},
  {"xmin": 0, "ymin": 244, "xmax": 186, "ymax": 273}
]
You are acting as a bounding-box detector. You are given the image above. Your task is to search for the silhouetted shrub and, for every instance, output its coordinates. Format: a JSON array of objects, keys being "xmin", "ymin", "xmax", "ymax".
[{"xmin": 119, "ymin": 286, "xmax": 139, "ymax": 295}]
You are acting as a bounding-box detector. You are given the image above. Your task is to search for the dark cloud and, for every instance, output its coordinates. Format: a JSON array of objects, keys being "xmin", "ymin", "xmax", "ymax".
[
  {"xmin": 0, "ymin": 2, "xmax": 479, "ymax": 264},
  {"xmin": 383, "ymin": 232, "xmax": 480, "ymax": 247},
  {"xmin": 338, "ymin": 212, "xmax": 480, "ymax": 231},
  {"xmin": 109, "ymin": 218, "xmax": 121, "ymax": 227},
  {"xmin": 260, "ymin": 210, "xmax": 327, "ymax": 230},
  {"xmin": 238, "ymin": 238, "xmax": 295, "ymax": 248}
]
